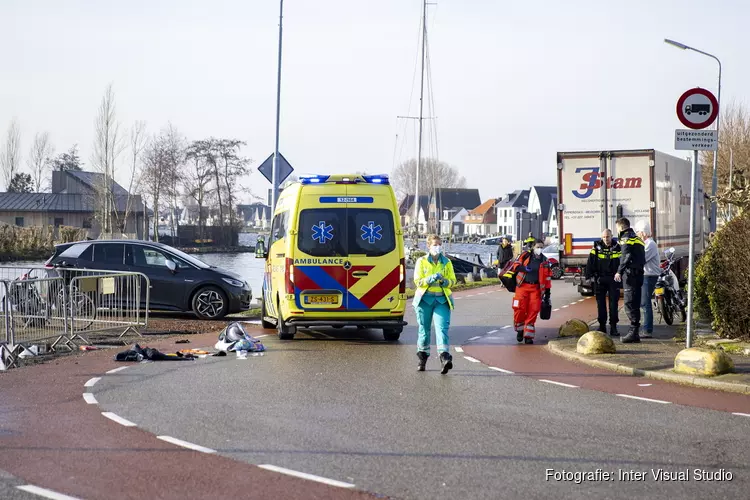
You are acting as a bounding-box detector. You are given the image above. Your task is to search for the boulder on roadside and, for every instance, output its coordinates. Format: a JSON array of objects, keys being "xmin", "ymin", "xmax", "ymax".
[
  {"xmin": 674, "ymin": 347, "xmax": 735, "ymax": 376},
  {"xmin": 455, "ymin": 274, "xmax": 467, "ymax": 284},
  {"xmin": 558, "ymin": 319, "xmax": 589, "ymax": 338},
  {"xmin": 576, "ymin": 331, "xmax": 616, "ymax": 355}
]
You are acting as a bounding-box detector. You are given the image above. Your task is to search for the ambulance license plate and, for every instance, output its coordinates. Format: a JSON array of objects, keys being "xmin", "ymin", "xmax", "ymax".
[
  {"xmin": 654, "ymin": 287, "xmax": 664, "ymax": 296},
  {"xmin": 305, "ymin": 295, "xmax": 338, "ymax": 305}
]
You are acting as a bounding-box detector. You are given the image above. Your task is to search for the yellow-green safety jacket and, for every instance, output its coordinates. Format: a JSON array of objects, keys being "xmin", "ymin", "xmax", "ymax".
[{"xmin": 413, "ymin": 254, "xmax": 457, "ymax": 310}]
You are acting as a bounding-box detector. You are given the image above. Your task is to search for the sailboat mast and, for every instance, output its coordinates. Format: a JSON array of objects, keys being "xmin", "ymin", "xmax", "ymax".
[{"xmin": 413, "ymin": 0, "xmax": 427, "ymax": 237}]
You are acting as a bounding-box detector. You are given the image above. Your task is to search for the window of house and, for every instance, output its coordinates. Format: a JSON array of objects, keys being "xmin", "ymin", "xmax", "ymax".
[
  {"xmin": 14, "ymin": 217, "xmax": 23, "ymax": 227},
  {"xmin": 82, "ymin": 218, "xmax": 93, "ymax": 229},
  {"xmin": 54, "ymin": 217, "xmax": 64, "ymax": 227}
]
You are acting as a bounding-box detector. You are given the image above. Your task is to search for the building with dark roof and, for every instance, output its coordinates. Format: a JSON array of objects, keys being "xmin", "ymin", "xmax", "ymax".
[
  {"xmin": 0, "ymin": 170, "xmax": 145, "ymax": 239},
  {"xmin": 494, "ymin": 189, "xmax": 530, "ymax": 241},
  {"xmin": 398, "ymin": 194, "xmax": 430, "ymax": 233},
  {"xmin": 527, "ymin": 186, "xmax": 558, "ymax": 239}
]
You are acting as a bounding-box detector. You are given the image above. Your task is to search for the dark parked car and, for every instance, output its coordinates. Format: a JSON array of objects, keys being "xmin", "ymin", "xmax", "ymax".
[{"xmin": 45, "ymin": 240, "xmax": 252, "ymax": 319}]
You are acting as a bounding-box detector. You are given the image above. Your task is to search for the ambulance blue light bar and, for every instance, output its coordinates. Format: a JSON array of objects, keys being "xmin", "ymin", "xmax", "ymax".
[
  {"xmin": 299, "ymin": 175, "xmax": 331, "ymax": 184},
  {"xmin": 362, "ymin": 174, "xmax": 390, "ymax": 185},
  {"xmin": 299, "ymin": 174, "xmax": 390, "ymax": 185}
]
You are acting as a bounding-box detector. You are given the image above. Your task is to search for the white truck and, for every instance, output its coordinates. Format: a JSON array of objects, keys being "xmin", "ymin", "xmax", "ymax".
[{"xmin": 556, "ymin": 149, "xmax": 709, "ymax": 296}]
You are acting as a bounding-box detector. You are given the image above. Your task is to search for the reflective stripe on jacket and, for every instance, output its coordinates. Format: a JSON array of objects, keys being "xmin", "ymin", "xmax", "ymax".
[
  {"xmin": 585, "ymin": 240, "xmax": 622, "ymax": 279},
  {"xmin": 616, "ymin": 228, "xmax": 646, "ymax": 275},
  {"xmin": 413, "ymin": 254, "xmax": 456, "ymax": 310},
  {"xmin": 509, "ymin": 251, "xmax": 552, "ymax": 291}
]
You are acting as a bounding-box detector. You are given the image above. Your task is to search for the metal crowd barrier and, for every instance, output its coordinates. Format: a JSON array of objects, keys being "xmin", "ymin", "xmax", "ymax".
[{"xmin": 0, "ymin": 266, "xmax": 150, "ymax": 370}]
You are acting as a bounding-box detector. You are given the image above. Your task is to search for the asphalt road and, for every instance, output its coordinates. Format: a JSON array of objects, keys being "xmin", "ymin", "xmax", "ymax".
[{"xmin": 87, "ymin": 284, "xmax": 750, "ymax": 500}]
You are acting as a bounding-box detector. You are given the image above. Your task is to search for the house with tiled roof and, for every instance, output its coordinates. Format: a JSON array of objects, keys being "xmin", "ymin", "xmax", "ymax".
[{"xmin": 464, "ymin": 198, "xmax": 498, "ymax": 236}]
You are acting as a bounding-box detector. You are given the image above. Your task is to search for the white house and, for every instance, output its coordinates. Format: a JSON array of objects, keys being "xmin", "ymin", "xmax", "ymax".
[
  {"xmin": 494, "ymin": 189, "xmax": 529, "ymax": 241},
  {"xmin": 527, "ymin": 186, "xmax": 557, "ymax": 239}
]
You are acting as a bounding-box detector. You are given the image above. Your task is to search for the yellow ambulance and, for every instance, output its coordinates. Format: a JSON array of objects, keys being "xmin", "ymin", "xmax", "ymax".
[{"xmin": 257, "ymin": 174, "xmax": 408, "ymax": 340}]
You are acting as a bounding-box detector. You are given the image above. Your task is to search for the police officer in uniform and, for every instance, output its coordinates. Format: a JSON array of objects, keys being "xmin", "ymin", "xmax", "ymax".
[
  {"xmin": 614, "ymin": 218, "xmax": 646, "ymax": 343},
  {"xmin": 585, "ymin": 229, "xmax": 621, "ymax": 336}
]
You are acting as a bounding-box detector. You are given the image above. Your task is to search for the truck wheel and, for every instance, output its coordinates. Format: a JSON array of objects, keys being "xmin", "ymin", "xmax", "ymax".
[
  {"xmin": 383, "ymin": 327, "xmax": 402, "ymax": 341},
  {"xmin": 551, "ymin": 265, "xmax": 563, "ymax": 280},
  {"xmin": 276, "ymin": 298, "xmax": 296, "ymax": 340},
  {"xmin": 260, "ymin": 298, "xmax": 274, "ymax": 329}
]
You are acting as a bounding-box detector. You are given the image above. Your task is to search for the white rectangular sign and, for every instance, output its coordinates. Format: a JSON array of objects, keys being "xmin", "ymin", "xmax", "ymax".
[{"xmin": 674, "ymin": 129, "xmax": 717, "ymax": 151}]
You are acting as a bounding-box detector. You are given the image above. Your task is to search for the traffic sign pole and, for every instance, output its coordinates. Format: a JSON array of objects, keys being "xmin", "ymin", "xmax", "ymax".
[
  {"xmin": 271, "ymin": 0, "xmax": 284, "ymax": 214},
  {"xmin": 686, "ymin": 149, "xmax": 699, "ymax": 348}
]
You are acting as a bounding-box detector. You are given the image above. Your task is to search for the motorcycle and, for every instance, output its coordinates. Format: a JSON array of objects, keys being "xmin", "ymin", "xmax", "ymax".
[{"xmin": 653, "ymin": 247, "xmax": 687, "ymax": 325}]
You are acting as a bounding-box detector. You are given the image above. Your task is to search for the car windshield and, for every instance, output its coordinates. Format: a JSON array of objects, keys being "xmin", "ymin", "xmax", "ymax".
[
  {"xmin": 297, "ymin": 208, "xmax": 396, "ymax": 257},
  {"xmin": 159, "ymin": 245, "xmax": 210, "ymax": 268}
]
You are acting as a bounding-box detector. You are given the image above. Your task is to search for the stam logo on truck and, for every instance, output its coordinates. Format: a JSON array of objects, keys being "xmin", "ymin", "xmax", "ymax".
[{"xmin": 572, "ymin": 167, "xmax": 643, "ymax": 199}]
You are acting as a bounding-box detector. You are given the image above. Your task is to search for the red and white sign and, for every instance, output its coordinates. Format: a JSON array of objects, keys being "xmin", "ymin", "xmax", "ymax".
[{"xmin": 676, "ymin": 88, "xmax": 718, "ymax": 130}]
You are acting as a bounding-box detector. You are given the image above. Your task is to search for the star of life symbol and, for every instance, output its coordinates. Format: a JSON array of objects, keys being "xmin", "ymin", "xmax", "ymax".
[
  {"xmin": 312, "ymin": 221, "xmax": 334, "ymax": 244},
  {"xmin": 361, "ymin": 221, "xmax": 383, "ymax": 244}
]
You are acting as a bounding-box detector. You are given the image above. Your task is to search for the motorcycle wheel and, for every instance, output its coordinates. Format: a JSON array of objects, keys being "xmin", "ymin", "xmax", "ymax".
[{"xmin": 658, "ymin": 297, "xmax": 674, "ymax": 325}]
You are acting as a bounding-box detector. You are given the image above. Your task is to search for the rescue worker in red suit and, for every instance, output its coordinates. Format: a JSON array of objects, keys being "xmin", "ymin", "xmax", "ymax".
[{"xmin": 509, "ymin": 238, "xmax": 552, "ymax": 344}]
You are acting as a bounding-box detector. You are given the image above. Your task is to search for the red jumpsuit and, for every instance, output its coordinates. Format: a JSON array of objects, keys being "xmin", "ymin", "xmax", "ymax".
[{"xmin": 509, "ymin": 251, "xmax": 552, "ymax": 339}]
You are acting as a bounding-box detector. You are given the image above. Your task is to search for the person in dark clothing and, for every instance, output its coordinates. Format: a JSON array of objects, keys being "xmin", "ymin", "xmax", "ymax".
[
  {"xmin": 585, "ymin": 229, "xmax": 622, "ymax": 337},
  {"xmin": 614, "ymin": 218, "xmax": 646, "ymax": 343},
  {"xmin": 496, "ymin": 237, "xmax": 514, "ymax": 269}
]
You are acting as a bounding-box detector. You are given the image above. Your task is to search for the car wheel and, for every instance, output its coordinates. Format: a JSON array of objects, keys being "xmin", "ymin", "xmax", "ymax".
[
  {"xmin": 551, "ymin": 265, "xmax": 563, "ymax": 280},
  {"xmin": 383, "ymin": 327, "xmax": 402, "ymax": 341},
  {"xmin": 260, "ymin": 298, "xmax": 275, "ymax": 329},
  {"xmin": 192, "ymin": 286, "xmax": 228, "ymax": 320},
  {"xmin": 276, "ymin": 298, "xmax": 296, "ymax": 340}
]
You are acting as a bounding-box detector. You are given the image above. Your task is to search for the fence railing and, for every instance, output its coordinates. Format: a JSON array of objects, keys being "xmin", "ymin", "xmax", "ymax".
[{"xmin": 0, "ymin": 265, "xmax": 149, "ymax": 370}]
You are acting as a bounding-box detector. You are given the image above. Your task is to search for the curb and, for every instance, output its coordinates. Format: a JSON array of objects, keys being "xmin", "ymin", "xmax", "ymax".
[{"xmin": 546, "ymin": 339, "xmax": 750, "ymax": 395}]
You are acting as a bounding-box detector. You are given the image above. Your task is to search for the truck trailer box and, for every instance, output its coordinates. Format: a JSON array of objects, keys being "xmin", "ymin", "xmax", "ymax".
[{"xmin": 556, "ymin": 149, "xmax": 707, "ymax": 295}]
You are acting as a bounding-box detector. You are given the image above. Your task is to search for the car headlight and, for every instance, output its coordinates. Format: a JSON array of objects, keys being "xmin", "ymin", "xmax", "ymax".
[{"xmin": 222, "ymin": 277, "xmax": 245, "ymax": 288}]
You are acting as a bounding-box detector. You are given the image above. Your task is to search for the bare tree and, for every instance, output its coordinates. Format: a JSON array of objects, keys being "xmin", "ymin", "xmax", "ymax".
[
  {"xmin": 91, "ymin": 84, "xmax": 126, "ymax": 235},
  {"xmin": 700, "ymin": 101, "xmax": 750, "ymax": 223},
  {"xmin": 216, "ymin": 139, "xmax": 251, "ymax": 235},
  {"xmin": 1, "ymin": 118, "xmax": 22, "ymax": 190},
  {"xmin": 391, "ymin": 157, "xmax": 467, "ymax": 199},
  {"xmin": 142, "ymin": 133, "xmax": 169, "ymax": 241},
  {"xmin": 117, "ymin": 121, "xmax": 148, "ymax": 234},
  {"xmin": 163, "ymin": 124, "xmax": 186, "ymax": 242},
  {"xmin": 184, "ymin": 139, "xmax": 215, "ymax": 242},
  {"xmin": 27, "ymin": 131, "xmax": 54, "ymax": 192}
]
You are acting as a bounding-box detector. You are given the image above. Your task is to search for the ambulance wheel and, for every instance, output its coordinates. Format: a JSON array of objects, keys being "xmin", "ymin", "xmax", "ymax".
[
  {"xmin": 276, "ymin": 299, "xmax": 296, "ymax": 340},
  {"xmin": 383, "ymin": 327, "xmax": 402, "ymax": 341},
  {"xmin": 260, "ymin": 299, "xmax": 274, "ymax": 330}
]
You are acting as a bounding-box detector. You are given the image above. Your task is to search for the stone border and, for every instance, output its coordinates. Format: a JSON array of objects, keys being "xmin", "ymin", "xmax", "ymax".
[{"xmin": 546, "ymin": 339, "xmax": 750, "ymax": 395}]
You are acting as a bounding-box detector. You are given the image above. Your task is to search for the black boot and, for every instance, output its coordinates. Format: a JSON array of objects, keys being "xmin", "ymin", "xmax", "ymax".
[
  {"xmin": 597, "ymin": 323, "xmax": 606, "ymax": 333},
  {"xmin": 439, "ymin": 352, "xmax": 453, "ymax": 374},
  {"xmin": 516, "ymin": 330, "xmax": 524, "ymax": 343},
  {"xmin": 621, "ymin": 327, "xmax": 641, "ymax": 343},
  {"xmin": 609, "ymin": 325, "xmax": 619, "ymax": 337},
  {"xmin": 524, "ymin": 337, "xmax": 534, "ymax": 344},
  {"xmin": 417, "ymin": 351, "xmax": 429, "ymax": 372}
]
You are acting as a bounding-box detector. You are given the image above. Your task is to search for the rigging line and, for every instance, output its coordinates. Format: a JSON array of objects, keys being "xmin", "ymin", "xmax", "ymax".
[
  {"xmin": 395, "ymin": 11, "xmax": 426, "ymax": 172},
  {"xmin": 425, "ymin": 32, "xmax": 439, "ymax": 163}
]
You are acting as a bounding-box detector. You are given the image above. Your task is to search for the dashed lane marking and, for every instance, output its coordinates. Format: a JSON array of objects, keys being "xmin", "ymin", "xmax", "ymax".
[
  {"xmin": 501, "ymin": 325, "xmax": 512, "ymax": 329},
  {"xmin": 101, "ymin": 412, "xmax": 137, "ymax": 427},
  {"xmin": 106, "ymin": 366, "xmax": 129, "ymax": 374},
  {"xmin": 468, "ymin": 336, "xmax": 481, "ymax": 341},
  {"xmin": 561, "ymin": 305, "xmax": 569, "ymax": 309},
  {"xmin": 552, "ymin": 308, "xmax": 560, "ymax": 312},
  {"xmin": 256, "ymin": 334, "xmax": 270, "ymax": 338},
  {"xmin": 616, "ymin": 394, "xmax": 671, "ymax": 404},
  {"xmin": 16, "ymin": 485, "xmax": 81, "ymax": 500},
  {"xmin": 637, "ymin": 383, "xmax": 653, "ymax": 387},
  {"xmin": 258, "ymin": 464, "xmax": 356, "ymax": 489},
  {"xmin": 577, "ymin": 299, "xmax": 585, "ymax": 303},
  {"xmin": 84, "ymin": 377, "xmax": 101, "ymax": 387},
  {"xmin": 733, "ymin": 412, "xmax": 750, "ymax": 418},
  {"xmin": 82, "ymin": 393, "xmax": 98, "ymax": 405},
  {"xmin": 539, "ymin": 379, "xmax": 579, "ymax": 389},
  {"xmin": 157, "ymin": 435, "xmax": 217, "ymax": 454},
  {"xmin": 487, "ymin": 329, "xmax": 499, "ymax": 334},
  {"xmin": 463, "ymin": 356, "xmax": 480, "ymax": 363},
  {"xmin": 454, "ymin": 346, "xmax": 464, "ymax": 353},
  {"xmin": 489, "ymin": 366, "xmax": 514, "ymax": 374}
]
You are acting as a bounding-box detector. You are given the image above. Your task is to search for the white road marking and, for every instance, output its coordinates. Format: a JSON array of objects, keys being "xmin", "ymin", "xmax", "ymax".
[
  {"xmin": 84, "ymin": 377, "xmax": 101, "ymax": 387},
  {"xmin": 454, "ymin": 346, "xmax": 464, "ymax": 353},
  {"xmin": 552, "ymin": 308, "xmax": 560, "ymax": 312},
  {"xmin": 489, "ymin": 366, "xmax": 514, "ymax": 374},
  {"xmin": 539, "ymin": 379, "xmax": 579, "ymax": 388},
  {"xmin": 463, "ymin": 356, "xmax": 480, "ymax": 363},
  {"xmin": 468, "ymin": 336, "xmax": 481, "ymax": 341},
  {"xmin": 616, "ymin": 394, "xmax": 671, "ymax": 404},
  {"xmin": 82, "ymin": 393, "xmax": 98, "ymax": 405},
  {"xmin": 561, "ymin": 305, "xmax": 569, "ymax": 309},
  {"xmin": 466, "ymin": 295, "xmax": 476, "ymax": 298},
  {"xmin": 637, "ymin": 383, "xmax": 653, "ymax": 387},
  {"xmin": 485, "ymin": 336, "xmax": 502, "ymax": 340},
  {"xmin": 501, "ymin": 325, "xmax": 512, "ymax": 329},
  {"xmin": 106, "ymin": 366, "xmax": 129, "ymax": 374},
  {"xmin": 577, "ymin": 299, "xmax": 585, "ymax": 303},
  {"xmin": 732, "ymin": 412, "xmax": 750, "ymax": 418},
  {"xmin": 255, "ymin": 334, "xmax": 270, "ymax": 338},
  {"xmin": 487, "ymin": 329, "xmax": 499, "ymax": 334},
  {"xmin": 16, "ymin": 485, "xmax": 81, "ymax": 500},
  {"xmin": 455, "ymin": 297, "xmax": 463, "ymax": 300},
  {"xmin": 258, "ymin": 464, "xmax": 356, "ymax": 489},
  {"xmin": 101, "ymin": 412, "xmax": 137, "ymax": 427},
  {"xmin": 476, "ymin": 292, "xmax": 486, "ymax": 295},
  {"xmin": 157, "ymin": 435, "xmax": 216, "ymax": 454}
]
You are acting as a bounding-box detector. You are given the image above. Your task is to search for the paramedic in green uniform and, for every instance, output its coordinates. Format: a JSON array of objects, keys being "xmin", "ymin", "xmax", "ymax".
[{"xmin": 413, "ymin": 234, "xmax": 457, "ymax": 374}]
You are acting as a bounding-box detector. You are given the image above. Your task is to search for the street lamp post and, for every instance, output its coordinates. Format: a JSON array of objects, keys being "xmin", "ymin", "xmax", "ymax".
[{"xmin": 664, "ymin": 38, "xmax": 722, "ymax": 232}]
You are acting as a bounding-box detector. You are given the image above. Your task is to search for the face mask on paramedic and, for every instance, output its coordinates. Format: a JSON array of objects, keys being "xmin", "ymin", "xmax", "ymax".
[
  {"xmin": 534, "ymin": 247, "xmax": 543, "ymax": 256},
  {"xmin": 429, "ymin": 245, "xmax": 442, "ymax": 256}
]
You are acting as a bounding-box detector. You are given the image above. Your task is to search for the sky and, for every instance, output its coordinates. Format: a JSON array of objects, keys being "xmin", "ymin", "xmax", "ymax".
[{"xmin": 1, "ymin": 0, "xmax": 747, "ymax": 204}]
